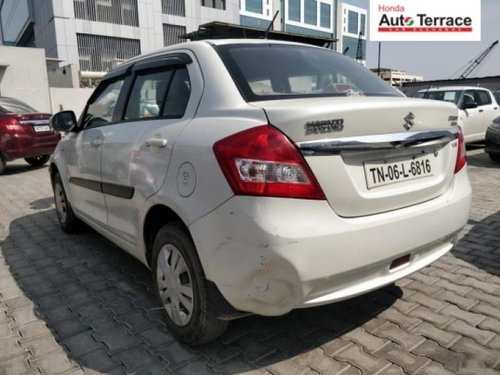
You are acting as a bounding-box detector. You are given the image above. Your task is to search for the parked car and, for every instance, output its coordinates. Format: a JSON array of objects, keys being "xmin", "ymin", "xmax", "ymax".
[
  {"xmin": 494, "ymin": 91, "xmax": 500, "ymax": 106},
  {"xmin": 49, "ymin": 40, "xmax": 471, "ymax": 345},
  {"xmin": 0, "ymin": 97, "xmax": 60, "ymax": 174},
  {"xmin": 415, "ymin": 86, "xmax": 499, "ymax": 143},
  {"xmin": 485, "ymin": 116, "xmax": 500, "ymax": 162}
]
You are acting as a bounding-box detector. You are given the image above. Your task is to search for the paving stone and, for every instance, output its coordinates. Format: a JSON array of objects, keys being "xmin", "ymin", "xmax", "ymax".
[
  {"xmin": 149, "ymin": 341, "xmax": 199, "ymax": 369},
  {"xmin": 24, "ymin": 334, "xmax": 62, "ymax": 359},
  {"xmin": 0, "ymin": 336, "xmax": 27, "ymax": 360},
  {"xmin": 334, "ymin": 343, "xmax": 391, "ymax": 374},
  {"xmin": 442, "ymin": 304, "xmax": 487, "ymax": 326},
  {"xmin": 117, "ymin": 310, "xmax": 155, "ymax": 333},
  {"xmin": 138, "ymin": 327, "xmax": 175, "ymax": 348},
  {"xmin": 411, "ymin": 322, "xmax": 461, "ymax": 348},
  {"xmin": 18, "ymin": 320, "xmax": 52, "ymax": 340},
  {"xmin": 403, "ymin": 291, "xmax": 448, "ymax": 312},
  {"xmin": 61, "ymin": 330, "xmax": 104, "ymax": 357},
  {"xmin": 374, "ymin": 322, "xmax": 426, "ymax": 351},
  {"xmin": 344, "ymin": 327, "xmax": 390, "ymax": 353},
  {"xmin": 295, "ymin": 347, "xmax": 349, "ymax": 374},
  {"xmin": 450, "ymin": 337, "xmax": 500, "ymax": 368},
  {"xmin": 92, "ymin": 327, "xmax": 138, "ymax": 354},
  {"xmin": 377, "ymin": 343, "xmax": 430, "ymax": 374},
  {"xmin": 412, "ymin": 340, "xmax": 466, "ymax": 373},
  {"xmin": 407, "ymin": 305, "xmax": 454, "ymax": 328},
  {"xmin": 479, "ymin": 318, "xmax": 500, "ymax": 335},
  {"xmin": 446, "ymin": 319, "xmax": 496, "ymax": 345},
  {"xmin": 0, "ymin": 353, "xmax": 37, "ymax": 375},
  {"xmin": 112, "ymin": 346, "xmax": 166, "ymax": 373},
  {"xmin": 29, "ymin": 349, "xmax": 80, "ymax": 374},
  {"xmin": 435, "ymin": 291, "xmax": 479, "ymax": 310}
]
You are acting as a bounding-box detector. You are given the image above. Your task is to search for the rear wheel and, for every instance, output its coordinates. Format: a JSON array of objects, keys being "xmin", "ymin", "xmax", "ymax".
[
  {"xmin": 0, "ymin": 156, "xmax": 5, "ymax": 175},
  {"xmin": 489, "ymin": 153, "xmax": 500, "ymax": 163},
  {"xmin": 25, "ymin": 155, "xmax": 50, "ymax": 167},
  {"xmin": 53, "ymin": 173, "xmax": 80, "ymax": 233},
  {"xmin": 152, "ymin": 223, "xmax": 228, "ymax": 345}
]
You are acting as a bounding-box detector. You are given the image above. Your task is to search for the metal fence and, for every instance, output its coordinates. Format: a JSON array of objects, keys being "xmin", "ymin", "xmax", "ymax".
[
  {"xmin": 77, "ymin": 33, "xmax": 141, "ymax": 72},
  {"xmin": 163, "ymin": 24, "xmax": 186, "ymax": 47},
  {"xmin": 74, "ymin": 0, "xmax": 139, "ymax": 26},
  {"xmin": 162, "ymin": 0, "xmax": 185, "ymax": 16}
]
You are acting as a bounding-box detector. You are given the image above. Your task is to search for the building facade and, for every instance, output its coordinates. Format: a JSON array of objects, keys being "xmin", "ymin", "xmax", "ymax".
[
  {"xmin": 0, "ymin": 0, "xmax": 238, "ymax": 74},
  {"xmin": 0, "ymin": 0, "xmax": 366, "ymax": 76},
  {"xmin": 373, "ymin": 68, "xmax": 424, "ymax": 88}
]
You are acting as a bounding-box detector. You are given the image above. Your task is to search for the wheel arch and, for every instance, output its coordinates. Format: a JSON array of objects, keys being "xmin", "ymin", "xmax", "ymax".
[{"xmin": 143, "ymin": 204, "xmax": 191, "ymax": 267}]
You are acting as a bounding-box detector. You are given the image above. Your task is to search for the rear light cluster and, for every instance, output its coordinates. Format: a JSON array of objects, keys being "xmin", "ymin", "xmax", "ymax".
[
  {"xmin": 454, "ymin": 126, "xmax": 467, "ymax": 174},
  {"xmin": 213, "ymin": 125, "xmax": 326, "ymax": 200},
  {"xmin": 2, "ymin": 117, "xmax": 25, "ymax": 133}
]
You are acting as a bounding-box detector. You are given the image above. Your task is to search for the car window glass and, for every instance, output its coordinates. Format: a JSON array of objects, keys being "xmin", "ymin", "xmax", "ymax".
[
  {"xmin": 494, "ymin": 92, "xmax": 500, "ymax": 104},
  {"xmin": 418, "ymin": 90, "xmax": 460, "ymax": 105},
  {"xmin": 124, "ymin": 69, "xmax": 173, "ymax": 121},
  {"xmin": 83, "ymin": 79, "xmax": 124, "ymax": 129},
  {"xmin": 217, "ymin": 44, "xmax": 400, "ymax": 101},
  {"xmin": 162, "ymin": 67, "xmax": 191, "ymax": 118},
  {"xmin": 476, "ymin": 90, "xmax": 492, "ymax": 106},
  {"xmin": 0, "ymin": 98, "xmax": 38, "ymax": 113},
  {"xmin": 464, "ymin": 90, "xmax": 477, "ymax": 105}
]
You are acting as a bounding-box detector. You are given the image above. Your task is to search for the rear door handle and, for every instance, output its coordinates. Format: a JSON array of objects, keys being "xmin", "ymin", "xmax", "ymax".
[
  {"xmin": 145, "ymin": 138, "xmax": 168, "ymax": 148},
  {"xmin": 90, "ymin": 139, "xmax": 103, "ymax": 147},
  {"xmin": 478, "ymin": 109, "xmax": 484, "ymax": 113}
]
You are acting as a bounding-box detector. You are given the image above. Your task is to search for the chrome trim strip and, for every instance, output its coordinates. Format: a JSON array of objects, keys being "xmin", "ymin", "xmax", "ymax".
[{"xmin": 297, "ymin": 127, "xmax": 459, "ymax": 156}]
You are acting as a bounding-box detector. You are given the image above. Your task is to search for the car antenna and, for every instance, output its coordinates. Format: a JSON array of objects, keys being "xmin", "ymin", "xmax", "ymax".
[{"xmin": 264, "ymin": 11, "xmax": 279, "ymax": 39}]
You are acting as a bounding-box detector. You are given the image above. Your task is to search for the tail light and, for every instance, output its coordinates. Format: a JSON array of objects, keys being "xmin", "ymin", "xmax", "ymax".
[
  {"xmin": 2, "ymin": 117, "xmax": 25, "ymax": 133},
  {"xmin": 454, "ymin": 126, "xmax": 467, "ymax": 174},
  {"xmin": 213, "ymin": 125, "xmax": 326, "ymax": 200}
]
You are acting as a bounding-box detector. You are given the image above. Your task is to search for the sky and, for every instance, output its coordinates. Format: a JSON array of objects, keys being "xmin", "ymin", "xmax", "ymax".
[{"xmin": 345, "ymin": 0, "xmax": 500, "ymax": 80}]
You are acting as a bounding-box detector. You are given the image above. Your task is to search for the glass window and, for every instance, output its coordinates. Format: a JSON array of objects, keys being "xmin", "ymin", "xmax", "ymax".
[
  {"xmin": 288, "ymin": 0, "xmax": 300, "ymax": 21},
  {"xmin": 0, "ymin": 97, "xmax": 38, "ymax": 114},
  {"xmin": 83, "ymin": 79, "xmax": 125, "ymax": 128},
  {"xmin": 246, "ymin": 0, "xmax": 263, "ymax": 14},
  {"xmin": 320, "ymin": 3, "xmax": 331, "ymax": 28},
  {"xmin": 348, "ymin": 10, "xmax": 358, "ymax": 34},
  {"xmin": 201, "ymin": 0, "xmax": 225, "ymax": 10},
  {"xmin": 162, "ymin": 67, "xmax": 191, "ymax": 118},
  {"xmin": 476, "ymin": 90, "xmax": 492, "ymax": 106},
  {"xmin": 125, "ymin": 70, "xmax": 174, "ymax": 121},
  {"xmin": 217, "ymin": 44, "xmax": 400, "ymax": 101},
  {"xmin": 418, "ymin": 90, "xmax": 461, "ymax": 105},
  {"xmin": 494, "ymin": 92, "xmax": 500, "ymax": 104},
  {"xmin": 360, "ymin": 14, "xmax": 366, "ymax": 35},
  {"xmin": 304, "ymin": 0, "xmax": 317, "ymax": 25}
]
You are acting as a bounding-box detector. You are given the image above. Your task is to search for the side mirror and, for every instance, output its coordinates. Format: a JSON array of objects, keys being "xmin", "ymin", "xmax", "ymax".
[{"xmin": 50, "ymin": 111, "xmax": 77, "ymax": 132}]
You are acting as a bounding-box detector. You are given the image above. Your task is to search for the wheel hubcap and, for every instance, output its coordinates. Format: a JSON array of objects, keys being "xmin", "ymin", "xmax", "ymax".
[
  {"xmin": 54, "ymin": 183, "xmax": 67, "ymax": 223},
  {"xmin": 156, "ymin": 245, "xmax": 194, "ymax": 326}
]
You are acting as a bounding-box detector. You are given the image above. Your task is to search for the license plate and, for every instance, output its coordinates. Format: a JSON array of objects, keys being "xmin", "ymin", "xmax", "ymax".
[
  {"xmin": 364, "ymin": 154, "xmax": 435, "ymax": 189},
  {"xmin": 34, "ymin": 125, "xmax": 51, "ymax": 132}
]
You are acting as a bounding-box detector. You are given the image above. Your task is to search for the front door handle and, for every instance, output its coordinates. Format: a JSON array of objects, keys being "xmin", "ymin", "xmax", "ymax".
[
  {"xmin": 478, "ymin": 109, "xmax": 484, "ymax": 113},
  {"xmin": 145, "ymin": 138, "xmax": 168, "ymax": 148},
  {"xmin": 91, "ymin": 139, "xmax": 103, "ymax": 147}
]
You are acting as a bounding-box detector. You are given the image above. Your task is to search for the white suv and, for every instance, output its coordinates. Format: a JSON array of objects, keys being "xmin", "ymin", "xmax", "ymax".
[
  {"xmin": 416, "ymin": 86, "xmax": 499, "ymax": 143},
  {"xmin": 50, "ymin": 40, "xmax": 471, "ymax": 345}
]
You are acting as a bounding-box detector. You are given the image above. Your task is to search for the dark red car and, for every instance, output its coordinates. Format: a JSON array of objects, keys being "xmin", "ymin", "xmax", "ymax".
[{"xmin": 0, "ymin": 97, "xmax": 60, "ymax": 174}]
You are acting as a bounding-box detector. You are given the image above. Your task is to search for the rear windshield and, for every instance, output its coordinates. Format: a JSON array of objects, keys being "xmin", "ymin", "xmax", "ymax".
[
  {"xmin": 216, "ymin": 44, "xmax": 401, "ymax": 102},
  {"xmin": 0, "ymin": 97, "xmax": 38, "ymax": 114},
  {"xmin": 415, "ymin": 90, "xmax": 461, "ymax": 105}
]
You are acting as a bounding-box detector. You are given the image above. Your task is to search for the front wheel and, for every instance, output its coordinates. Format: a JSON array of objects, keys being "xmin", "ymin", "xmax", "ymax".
[
  {"xmin": 152, "ymin": 223, "xmax": 228, "ymax": 345},
  {"xmin": 25, "ymin": 155, "xmax": 50, "ymax": 167},
  {"xmin": 53, "ymin": 173, "xmax": 80, "ymax": 233},
  {"xmin": 488, "ymin": 152, "xmax": 500, "ymax": 163}
]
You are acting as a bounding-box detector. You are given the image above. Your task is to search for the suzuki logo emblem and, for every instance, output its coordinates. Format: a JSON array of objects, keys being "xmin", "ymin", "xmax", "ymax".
[{"xmin": 404, "ymin": 112, "xmax": 415, "ymax": 130}]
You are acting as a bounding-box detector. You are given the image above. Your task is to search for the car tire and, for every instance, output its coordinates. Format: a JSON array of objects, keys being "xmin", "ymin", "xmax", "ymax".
[
  {"xmin": 53, "ymin": 173, "xmax": 80, "ymax": 233},
  {"xmin": 152, "ymin": 223, "xmax": 228, "ymax": 345},
  {"xmin": 25, "ymin": 154, "xmax": 50, "ymax": 167},
  {"xmin": 0, "ymin": 156, "xmax": 5, "ymax": 175},
  {"xmin": 488, "ymin": 153, "xmax": 500, "ymax": 163}
]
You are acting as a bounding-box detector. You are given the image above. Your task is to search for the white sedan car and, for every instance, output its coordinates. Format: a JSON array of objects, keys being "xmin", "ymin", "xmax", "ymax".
[
  {"xmin": 416, "ymin": 86, "xmax": 500, "ymax": 143},
  {"xmin": 49, "ymin": 40, "xmax": 471, "ymax": 345}
]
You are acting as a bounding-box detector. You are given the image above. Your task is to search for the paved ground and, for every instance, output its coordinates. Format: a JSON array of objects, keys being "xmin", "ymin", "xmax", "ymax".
[{"xmin": 1, "ymin": 149, "xmax": 500, "ymax": 375}]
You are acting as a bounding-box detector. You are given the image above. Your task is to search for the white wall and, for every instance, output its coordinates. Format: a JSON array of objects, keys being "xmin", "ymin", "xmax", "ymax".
[
  {"xmin": 0, "ymin": 46, "xmax": 51, "ymax": 113},
  {"xmin": 49, "ymin": 87, "xmax": 93, "ymax": 118}
]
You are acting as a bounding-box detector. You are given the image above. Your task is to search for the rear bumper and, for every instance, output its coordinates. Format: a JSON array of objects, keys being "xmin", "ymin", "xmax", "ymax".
[
  {"xmin": 189, "ymin": 169, "xmax": 471, "ymax": 316},
  {"xmin": 1, "ymin": 133, "xmax": 60, "ymax": 161}
]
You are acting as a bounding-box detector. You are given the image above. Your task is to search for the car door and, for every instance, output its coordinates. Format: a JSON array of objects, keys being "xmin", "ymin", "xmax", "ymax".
[
  {"xmin": 459, "ymin": 89, "xmax": 484, "ymax": 142},
  {"xmin": 100, "ymin": 53, "xmax": 200, "ymax": 248},
  {"xmin": 65, "ymin": 77, "xmax": 125, "ymax": 225},
  {"xmin": 476, "ymin": 89, "xmax": 499, "ymax": 133}
]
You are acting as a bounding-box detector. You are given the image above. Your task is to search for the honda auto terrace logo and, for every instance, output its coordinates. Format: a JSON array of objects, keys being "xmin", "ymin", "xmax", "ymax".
[{"xmin": 370, "ymin": 0, "xmax": 481, "ymax": 42}]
